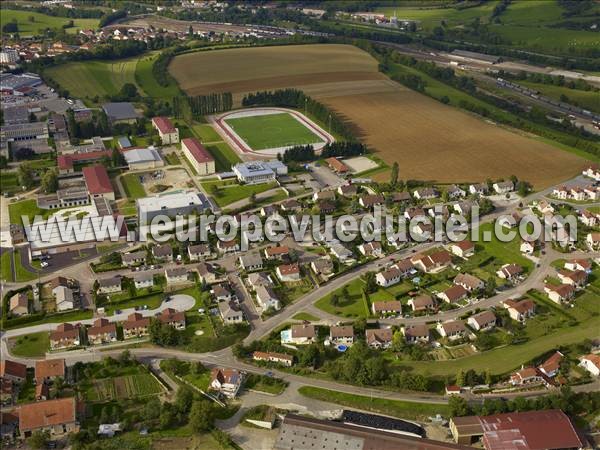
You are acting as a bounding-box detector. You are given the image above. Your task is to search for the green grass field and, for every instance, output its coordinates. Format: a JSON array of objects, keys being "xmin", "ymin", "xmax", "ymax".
[
  {"xmin": 292, "ymin": 312, "xmax": 320, "ymax": 322},
  {"xmin": 0, "ymin": 171, "xmax": 19, "ymax": 195},
  {"xmin": 201, "ymin": 180, "xmax": 277, "ymax": 207},
  {"xmin": 1, "ymin": 9, "xmax": 98, "ymax": 36},
  {"xmin": 225, "ymin": 113, "xmax": 322, "ymax": 150},
  {"xmin": 192, "ymin": 124, "xmax": 223, "ymax": 142},
  {"xmin": 11, "ymin": 332, "xmax": 50, "ymax": 357},
  {"xmin": 1, "ymin": 251, "xmax": 14, "ymax": 282},
  {"xmin": 8, "ymin": 199, "xmax": 52, "ymax": 225},
  {"xmin": 121, "ymin": 173, "xmax": 146, "ymax": 199},
  {"xmin": 135, "ymin": 52, "xmax": 181, "ymax": 99},
  {"xmin": 299, "ymin": 387, "xmax": 449, "ymax": 420},
  {"xmin": 46, "ymin": 58, "xmax": 139, "ymax": 101}
]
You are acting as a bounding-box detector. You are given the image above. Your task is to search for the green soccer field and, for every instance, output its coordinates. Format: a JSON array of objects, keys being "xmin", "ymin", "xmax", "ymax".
[{"xmin": 225, "ymin": 113, "xmax": 323, "ymax": 150}]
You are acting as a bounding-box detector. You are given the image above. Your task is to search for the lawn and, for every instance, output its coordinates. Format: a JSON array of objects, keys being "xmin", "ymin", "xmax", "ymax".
[
  {"xmin": 102, "ymin": 291, "xmax": 164, "ymax": 316},
  {"xmin": 225, "ymin": 113, "xmax": 322, "ymax": 150},
  {"xmin": 474, "ymin": 223, "xmax": 534, "ymax": 272},
  {"xmin": 315, "ymin": 278, "xmax": 372, "ymax": 318},
  {"xmin": 1, "ymin": 251, "xmax": 13, "ymax": 282},
  {"xmin": 13, "ymin": 251, "xmax": 37, "ymax": 282},
  {"xmin": 0, "ymin": 171, "xmax": 19, "ymax": 194},
  {"xmin": 8, "ymin": 199, "xmax": 52, "ymax": 225},
  {"xmin": 292, "ymin": 312, "xmax": 320, "ymax": 322},
  {"xmin": 244, "ymin": 373, "xmax": 288, "ymax": 395},
  {"xmin": 299, "ymin": 386, "xmax": 449, "ymax": 420},
  {"xmin": 201, "ymin": 180, "xmax": 277, "ymax": 207},
  {"xmin": 121, "ymin": 173, "xmax": 146, "ymax": 199},
  {"xmin": 10, "ymin": 332, "xmax": 50, "ymax": 357},
  {"xmin": 191, "ymin": 124, "xmax": 223, "ymax": 143},
  {"xmin": 1, "ymin": 9, "xmax": 99, "ymax": 36},
  {"xmin": 205, "ymin": 141, "xmax": 241, "ymax": 172},
  {"xmin": 3, "ymin": 309, "xmax": 93, "ymax": 330}
]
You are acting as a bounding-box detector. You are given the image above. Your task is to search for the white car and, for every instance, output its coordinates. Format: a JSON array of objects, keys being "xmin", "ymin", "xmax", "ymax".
[{"xmin": 40, "ymin": 261, "xmax": 49, "ymax": 268}]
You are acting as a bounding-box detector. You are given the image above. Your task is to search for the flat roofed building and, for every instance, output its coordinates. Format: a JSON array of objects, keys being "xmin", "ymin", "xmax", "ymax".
[
  {"xmin": 122, "ymin": 147, "xmax": 164, "ymax": 170},
  {"xmin": 102, "ymin": 102, "xmax": 140, "ymax": 124},
  {"xmin": 181, "ymin": 137, "xmax": 215, "ymax": 175},
  {"xmin": 137, "ymin": 191, "xmax": 211, "ymax": 224},
  {"xmin": 233, "ymin": 160, "xmax": 287, "ymax": 184}
]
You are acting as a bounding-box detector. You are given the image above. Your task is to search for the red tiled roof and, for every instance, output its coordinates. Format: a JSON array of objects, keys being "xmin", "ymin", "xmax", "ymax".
[
  {"xmin": 326, "ymin": 157, "xmax": 349, "ymax": 173},
  {"xmin": 182, "ymin": 137, "xmax": 214, "ymax": 164},
  {"xmin": 82, "ymin": 165, "xmax": 113, "ymax": 195},
  {"xmin": 35, "ymin": 359, "xmax": 65, "ymax": 381},
  {"xmin": 152, "ymin": 116, "xmax": 176, "ymax": 134},
  {"xmin": 0, "ymin": 360, "xmax": 27, "ymax": 379},
  {"xmin": 18, "ymin": 397, "xmax": 77, "ymax": 432},
  {"xmin": 88, "ymin": 317, "xmax": 116, "ymax": 336},
  {"xmin": 57, "ymin": 150, "xmax": 111, "ymax": 170},
  {"xmin": 50, "ymin": 323, "xmax": 80, "ymax": 341}
]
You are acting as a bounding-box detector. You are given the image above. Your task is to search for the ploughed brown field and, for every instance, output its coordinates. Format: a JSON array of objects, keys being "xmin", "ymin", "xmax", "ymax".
[{"xmin": 169, "ymin": 44, "xmax": 588, "ymax": 188}]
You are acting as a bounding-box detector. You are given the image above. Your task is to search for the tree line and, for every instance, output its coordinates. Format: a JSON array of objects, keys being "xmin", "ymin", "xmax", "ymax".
[{"xmin": 188, "ymin": 92, "xmax": 233, "ymax": 118}]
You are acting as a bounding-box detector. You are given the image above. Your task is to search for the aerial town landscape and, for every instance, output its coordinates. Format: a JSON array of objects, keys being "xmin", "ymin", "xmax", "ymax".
[{"xmin": 0, "ymin": 0, "xmax": 600, "ymax": 449}]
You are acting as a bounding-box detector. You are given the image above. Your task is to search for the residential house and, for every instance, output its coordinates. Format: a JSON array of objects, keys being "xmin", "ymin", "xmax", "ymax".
[
  {"xmin": 579, "ymin": 354, "xmax": 600, "ymax": 376},
  {"xmin": 564, "ymin": 259, "xmax": 592, "ymax": 273},
  {"xmin": 413, "ymin": 187, "xmax": 438, "ymax": 200},
  {"xmin": 264, "ymin": 245, "xmax": 290, "ymax": 261},
  {"xmin": 437, "ymin": 320, "xmax": 467, "ymax": 341},
  {"xmin": 9, "ymin": 292, "xmax": 28, "ymax": 316},
  {"xmin": 317, "ymin": 200, "xmax": 336, "ymax": 214},
  {"xmin": 122, "ymin": 251, "xmax": 146, "ymax": 266},
  {"xmin": 371, "ymin": 301, "xmax": 402, "ymax": 317},
  {"xmin": 165, "ymin": 267, "xmax": 189, "ymax": 285},
  {"xmin": 247, "ymin": 272, "xmax": 273, "ymax": 289},
  {"xmin": 0, "ymin": 360, "xmax": 27, "ymax": 383},
  {"xmin": 260, "ymin": 205, "xmax": 280, "ymax": 218},
  {"xmin": 510, "ymin": 367, "xmax": 543, "ymax": 386},
  {"xmin": 408, "ymin": 295, "xmax": 435, "ymax": 312},
  {"xmin": 17, "ymin": 397, "xmax": 80, "ymax": 439},
  {"xmin": 158, "ymin": 308, "xmax": 186, "ymax": 330},
  {"xmin": 252, "ymin": 351, "xmax": 293, "ymax": 367},
  {"xmin": 411, "ymin": 250, "xmax": 452, "ymax": 273},
  {"xmin": 449, "ymin": 241, "xmax": 475, "ymax": 258},
  {"xmin": 453, "ymin": 201, "xmax": 475, "ymax": 216},
  {"xmin": 499, "ymin": 211, "xmax": 524, "ymax": 228},
  {"xmin": 557, "ymin": 269, "xmax": 588, "ymax": 289},
  {"xmin": 391, "ymin": 191, "xmax": 411, "ymax": 203},
  {"xmin": 553, "ymin": 186, "xmax": 569, "ymax": 200},
  {"xmin": 376, "ymin": 267, "xmax": 403, "ymax": 287},
  {"xmin": 359, "ymin": 194, "xmax": 384, "ymax": 209},
  {"xmin": 255, "ymin": 285, "xmax": 281, "ymax": 311},
  {"xmin": 276, "ymin": 263, "xmax": 301, "ymax": 282},
  {"xmin": 217, "ymin": 240, "xmax": 240, "ymax": 254},
  {"xmin": 326, "ymin": 157, "xmax": 350, "ymax": 174},
  {"xmin": 536, "ymin": 200, "xmax": 555, "ymax": 215},
  {"xmin": 467, "ymin": 310, "xmax": 496, "ymax": 331},
  {"xmin": 218, "ymin": 301, "xmax": 244, "ymax": 325},
  {"xmin": 365, "ymin": 328, "xmax": 393, "ymax": 349},
  {"xmin": 330, "ymin": 243, "xmax": 354, "ymax": 263},
  {"xmin": 358, "ymin": 242, "xmax": 383, "ymax": 258},
  {"xmin": 152, "ymin": 244, "xmax": 173, "ymax": 262},
  {"xmin": 570, "ymin": 187, "xmax": 586, "ymax": 201},
  {"xmin": 97, "ymin": 276, "xmax": 121, "ymax": 294},
  {"xmin": 311, "ymin": 257, "xmax": 334, "ymax": 277},
  {"xmin": 329, "ymin": 326, "xmax": 354, "ymax": 346},
  {"xmin": 469, "ymin": 183, "xmax": 488, "ymax": 196},
  {"xmin": 503, "ymin": 299, "xmax": 535, "ymax": 322},
  {"xmin": 280, "ymin": 199, "xmax": 301, "ymax": 212},
  {"xmin": 52, "ymin": 286, "xmax": 75, "ymax": 312},
  {"xmin": 50, "ymin": 323, "xmax": 81, "ymax": 350},
  {"xmin": 239, "ymin": 253, "xmax": 263, "ymax": 271},
  {"xmin": 210, "ymin": 368, "xmax": 243, "ymax": 398},
  {"xmin": 438, "ymin": 285, "xmax": 468, "ymax": 304},
  {"xmin": 133, "ymin": 272, "xmax": 154, "ymax": 289},
  {"xmin": 188, "ymin": 244, "xmax": 211, "ymax": 261},
  {"xmin": 402, "ymin": 324, "xmax": 430, "ymax": 344},
  {"xmin": 122, "ymin": 312, "xmax": 150, "ymax": 339},
  {"xmin": 583, "ymin": 165, "xmax": 600, "ymax": 181},
  {"xmin": 34, "ymin": 359, "xmax": 65, "ymax": 385},
  {"xmin": 282, "ymin": 324, "xmax": 316, "ymax": 345},
  {"xmin": 587, "ymin": 232, "xmax": 600, "ymax": 249},
  {"xmin": 338, "ymin": 184, "xmax": 358, "ymax": 197},
  {"xmin": 493, "ymin": 181, "xmax": 514, "ymax": 194},
  {"xmin": 496, "ymin": 263, "xmax": 523, "ymax": 280},
  {"xmin": 313, "ymin": 190, "xmax": 335, "ymax": 202},
  {"xmin": 544, "ymin": 284, "xmax": 575, "ymax": 304},
  {"xmin": 197, "ymin": 262, "xmax": 218, "ymax": 284},
  {"xmin": 520, "ymin": 239, "xmax": 536, "ymax": 254},
  {"xmin": 404, "ymin": 207, "xmax": 427, "ymax": 221},
  {"xmin": 454, "ymin": 273, "xmax": 484, "ymax": 292},
  {"xmin": 539, "ymin": 352, "xmax": 563, "ymax": 378},
  {"xmin": 213, "ymin": 285, "xmax": 233, "ymax": 302},
  {"xmin": 447, "ymin": 185, "xmax": 466, "ymax": 199},
  {"xmin": 580, "ymin": 210, "xmax": 598, "ymax": 227},
  {"xmin": 87, "ymin": 318, "xmax": 117, "ymax": 345}
]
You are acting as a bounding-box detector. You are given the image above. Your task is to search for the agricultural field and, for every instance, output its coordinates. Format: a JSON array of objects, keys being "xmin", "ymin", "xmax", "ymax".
[
  {"xmin": 85, "ymin": 372, "xmax": 164, "ymax": 402},
  {"xmin": 45, "ymin": 58, "xmax": 139, "ymax": 101},
  {"xmin": 1, "ymin": 9, "xmax": 99, "ymax": 36},
  {"xmin": 134, "ymin": 52, "xmax": 181, "ymax": 99},
  {"xmin": 224, "ymin": 112, "xmax": 322, "ymax": 150},
  {"xmin": 169, "ymin": 43, "xmax": 587, "ymax": 189}
]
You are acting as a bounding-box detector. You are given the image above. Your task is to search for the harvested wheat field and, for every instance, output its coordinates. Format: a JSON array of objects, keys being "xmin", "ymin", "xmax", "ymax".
[{"xmin": 170, "ymin": 44, "xmax": 589, "ymax": 188}]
